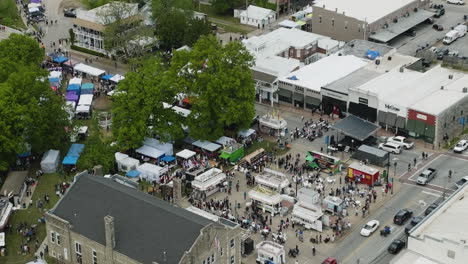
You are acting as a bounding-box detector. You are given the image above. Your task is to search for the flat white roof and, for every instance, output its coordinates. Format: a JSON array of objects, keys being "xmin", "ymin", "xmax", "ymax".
[
  {"xmin": 256, "ymin": 241, "xmax": 285, "ymax": 256},
  {"xmin": 253, "ymin": 56, "xmax": 300, "ymax": 78},
  {"xmin": 411, "ymin": 184, "xmax": 468, "ymax": 244},
  {"xmin": 280, "ymin": 55, "xmax": 368, "ymax": 92},
  {"xmin": 76, "ymin": 2, "xmax": 138, "ymax": 25},
  {"xmin": 240, "ymin": 5, "xmax": 275, "ymax": 20},
  {"xmin": 314, "ymin": 0, "xmax": 416, "ymax": 23},
  {"xmin": 192, "ymin": 168, "xmax": 226, "ymax": 191}
]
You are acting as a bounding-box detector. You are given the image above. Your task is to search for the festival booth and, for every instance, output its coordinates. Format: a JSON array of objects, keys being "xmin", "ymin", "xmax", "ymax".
[
  {"xmin": 136, "ymin": 145, "xmax": 165, "ymax": 160},
  {"xmin": 259, "ymin": 113, "xmax": 287, "ymax": 136},
  {"xmin": 62, "ymin": 144, "xmax": 85, "ymax": 167},
  {"xmin": 73, "ymin": 63, "xmax": 105, "ymax": 78},
  {"xmin": 81, "ymin": 83, "xmax": 94, "ymax": 95},
  {"xmin": 305, "ymin": 151, "xmax": 341, "ymax": 174},
  {"xmin": 255, "ymin": 168, "xmax": 290, "ymax": 193},
  {"xmin": 191, "ymin": 168, "xmax": 227, "ymax": 198},
  {"xmin": 40, "ymin": 149, "xmax": 60, "ymax": 173},
  {"xmin": 216, "ymin": 137, "xmax": 244, "ymax": 164},
  {"xmin": 292, "ymin": 188, "xmax": 323, "ymax": 231},
  {"xmin": 69, "ymin": 77, "xmax": 82, "ymax": 85},
  {"xmin": 143, "ymin": 138, "xmax": 173, "ymax": 156},
  {"xmin": 67, "ymin": 84, "xmax": 80, "ymax": 95},
  {"xmin": 136, "ymin": 163, "xmax": 167, "ymax": 182},
  {"xmin": 101, "ymin": 74, "xmax": 113, "ymax": 81},
  {"xmin": 192, "ymin": 140, "xmax": 222, "ymax": 158},
  {"xmin": 176, "ymin": 149, "xmax": 196, "ymax": 160},
  {"xmin": 0, "ymin": 200, "xmax": 13, "ymax": 232},
  {"xmin": 65, "ymin": 91, "xmax": 79, "ymax": 103},
  {"xmin": 322, "ymin": 196, "xmax": 344, "ymax": 215},
  {"xmin": 242, "ymin": 148, "xmax": 266, "ymax": 168},
  {"xmin": 78, "ymin": 94, "xmax": 93, "ymax": 106},
  {"xmin": 49, "ymin": 71, "xmax": 62, "ymax": 80},
  {"xmin": 248, "ymin": 186, "xmax": 283, "ymax": 215},
  {"xmin": 256, "ymin": 241, "xmax": 286, "ymax": 264},
  {"xmin": 115, "ymin": 152, "xmax": 140, "ymax": 173},
  {"xmin": 76, "ymin": 94, "xmax": 93, "ymax": 119},
  {"xmin": 110, "ymin": 74, "xmax": 125, "ymax": 83},
  {"xmin": 347, "ymin": 162, "xmax": 380, "ymax": 186}
]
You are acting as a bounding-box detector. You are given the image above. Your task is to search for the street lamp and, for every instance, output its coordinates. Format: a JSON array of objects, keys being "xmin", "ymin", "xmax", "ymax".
[
  {"xmin": 351, "ymin": 139, "xmax": 355, "ymax": 153},
  {"xmin": 392, "ymin": 158, "xmax": 398, "ymax": 195}
]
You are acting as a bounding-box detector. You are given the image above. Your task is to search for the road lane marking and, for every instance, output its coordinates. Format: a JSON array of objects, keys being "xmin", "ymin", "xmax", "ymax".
[
  {"xmin": 422, "ymin": 191, "xmax": 441, "ymax": 197},
  {"xmin": 407, "ymin": 155, "xmax": 442, "ymax": 180}
]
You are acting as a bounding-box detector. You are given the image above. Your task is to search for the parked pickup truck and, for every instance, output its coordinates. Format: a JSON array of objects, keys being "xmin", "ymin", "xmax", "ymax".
[{"xmin": 417, "ymin": 168, "xmax": 437, "ymax": 185}]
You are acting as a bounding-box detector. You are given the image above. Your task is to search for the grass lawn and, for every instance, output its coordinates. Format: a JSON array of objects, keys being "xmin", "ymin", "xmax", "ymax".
[
  {"xmin": 198, "ymin": 4, "xmax": 254, "ymax": 35},
  {"xmin": 0, "ymin": 0, "xmax": 26, "ymax": 30},
  {"xmin": 245, "ymin": 138, "xmax": 289, "ymax": 157},
  {"xmin": 3, "ymin": 173, "xmax": 70, "ymax": 264},
  {"xmin": 198, "ymin": 4, "xmax": 239, "ymax": 24}
]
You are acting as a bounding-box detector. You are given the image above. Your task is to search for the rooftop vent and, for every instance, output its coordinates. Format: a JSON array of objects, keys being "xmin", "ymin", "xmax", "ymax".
[
  {"xmin": 441, "ymin": 86, "xmax": 444, "ymax": 90},
  {"xmin": 463, "ymin": 87, "xmax": 467, "ymax": 93}
]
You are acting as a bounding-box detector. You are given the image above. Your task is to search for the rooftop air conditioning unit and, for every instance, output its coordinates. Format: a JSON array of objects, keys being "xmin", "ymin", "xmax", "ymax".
[
  {"xmin": 449, "ymin": 74, "xmax": 453, "ymax": 79},
  {"xmin": 463, "ymin": 87, "xmax": 467, "ymax": 93}
]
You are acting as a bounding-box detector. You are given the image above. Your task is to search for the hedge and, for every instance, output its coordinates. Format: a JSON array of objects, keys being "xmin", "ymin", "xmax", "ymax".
[{"xmin": 71, "ymin": 45, "xmax": 108, "ymax": 57}]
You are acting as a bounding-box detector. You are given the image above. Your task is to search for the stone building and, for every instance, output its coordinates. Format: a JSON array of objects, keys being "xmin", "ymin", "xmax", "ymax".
[{"xmin": 45, "ymin": 173, "xmax": 242, "ymax": 264}]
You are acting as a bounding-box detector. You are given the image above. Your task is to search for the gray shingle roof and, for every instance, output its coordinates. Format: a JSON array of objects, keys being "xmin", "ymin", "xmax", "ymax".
[
  {"xmin": 51, "ymin": 174, "xmax": 213, "ymax": 264},
  {"xmin": 332, "ymin": 115, "xmax": 380, "ymax": 141}
]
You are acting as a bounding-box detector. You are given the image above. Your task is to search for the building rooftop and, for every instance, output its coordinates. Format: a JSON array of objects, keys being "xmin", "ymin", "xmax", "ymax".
[
  {"xmin": 313, "ymin": 0, "xmax": 416, "ymax": 23},
  {"xmin": 50, "ymin": 174, "xmax": 214, "ymax": 264},
  {"xmin": 253, "ymin": 56, "xmax": 300, "ymax": 79},
  {"xmin": 0, "ymin": 171, "xmax": 28, "ymax": 196},
  {"xmin": 240, "ymin": 5, "xmax": 275, "ymax": 20},
  {"xmin": 338, "ymin": 39, "xmax": 395, "ymax": 59},
  {"xmin": 76, "ymin": 2, "xmax": 138, "ymax": 25},
  {"xmin": 280, "ymin": 55, "xmax": 368, "ymax": 92}
]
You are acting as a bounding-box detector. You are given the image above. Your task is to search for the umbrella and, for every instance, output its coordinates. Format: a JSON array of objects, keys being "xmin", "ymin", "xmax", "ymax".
[{"xmin": 101, "ymin": 74, "xmax": 114, "ymax": 81}]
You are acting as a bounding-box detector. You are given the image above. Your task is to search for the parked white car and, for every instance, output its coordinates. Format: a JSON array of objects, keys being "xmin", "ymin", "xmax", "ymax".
[
  {"xmin": 453, "ymin": 139, "xmax": 468, "ymax": 153},
  {"xmin": 447, "ymin": 0, "xmax": 465, "ymax": 5},
  {"xmin": 361, "ymin": 220, "xmax": 380, "ymax": 236},
  {"xmin": 387, "ymin": 136, "xmax": 414, "ymax": 149},
  {"xmin": 379, "ymin": 142, "xmax": 402, "ymax": 154}
]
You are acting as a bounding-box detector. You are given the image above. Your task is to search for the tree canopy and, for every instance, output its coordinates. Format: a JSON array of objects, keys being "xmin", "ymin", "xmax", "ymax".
[
  {"xmin": 211, "ymin": 0, "xmax": 240, "ymax": 15},
  {"xmin": 0, "ymin": 34, "xmax": 70, "ymax": 171}
]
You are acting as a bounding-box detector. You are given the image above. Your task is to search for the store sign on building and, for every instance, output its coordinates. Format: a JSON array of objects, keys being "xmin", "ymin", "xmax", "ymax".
[
  {"xmin": 359, "ymin": 97, "xmax": 368, "ymax": 105},
  {"xmin": 295, "ymin": 86, "xmax": 304, "ymax": 94},
  {"xmin": 416, "ymin": 113, "xmax": 427, "ymax": 121},
  {"xmin": 323, "ymin": 90, "xmax": 345, "ymax": 100},
  {"xmin": 385, "ymin": 104, "xmax": 400, "ymax": 112}
]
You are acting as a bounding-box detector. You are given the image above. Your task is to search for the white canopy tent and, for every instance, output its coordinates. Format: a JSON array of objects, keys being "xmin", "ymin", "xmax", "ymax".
[
  {"xmin": 136, "ymin": 145, "xmax": 164, "ymax": 159},
  {"xmin": 192, "ymin": 168, "xmax": 226, "ymax": 192},
  {"xmin": 143, "ymin": 138, "xmax": 173, "ymax": 156},
  {"xmin": 176, "ymin": 149, "xmax": 196, "ymax": 159},
  {"xmin": 238, "ymin": 128, "xmax": 256, "ymax": 138},
  {"xmin": 78, "ymin": 94, "xmax": 93, "ymax": 106},
  {"xmin": 215, "ymin": 136, "xmax": 236, "ymax": 147},
  {"xmin": 114, "ymin": 152, "xmax": 140, "ymax": 172},
  {"xmin": 49, "ymin": 71, "xmax": 62, "ymax": 79},
  {"xmin": 28, "ymin": 7, "xmax": 40, "ymax": 13},
  {"xmin": 248, "ymin": 187, "xmax": 282, "ymax": 205},
  {"xmin": 76, "ymin": 105, "xmax": 91, "ymax": 114},
  {"xmin": 192, "ymin": 140, "xmax": 221, "ymax": 152},
  {"xmin": 172, "ymin": 106, "xmax": 191, "ymax": 118},
  {"xmin": 69, "ymin": 77, "xmax": 82, "ymax": 85},
  {"xmin": 110, "ymin": 74, "xmax": 125, "ymax": 83},
  {"xmin": 40, "ymin": 149, "xmax": 60, "ymax": 173},
  {"xmin": 74, "ymin": 63, "xmax": 105, "ymax": 77},
  {"xmin": 28, "ymin": 3, "xmax": 42, "ymax": 9},
  {"xmin": 137, "ymin": 163, "xmax": 165, "ymax": 181}
]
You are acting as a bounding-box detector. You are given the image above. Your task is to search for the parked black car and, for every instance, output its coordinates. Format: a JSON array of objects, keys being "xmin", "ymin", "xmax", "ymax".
[
  {"xmin": 432, "ymin": 24, "xmax": 444, "ymax": 31},
  {"xmin": 394, "ymin": 209, "xmax": 413, "ymax": 225},
  {"xmin": 405, "ymin": 216, "xmax": 424, "ymax": 234},
  {"xmin": 64, "ymin": 8, "xmax": 76, "ymax": 18},
  {"xmin": 424, "ymin": 203, "xmax": 439, "ymax": 216},
  {"xmin": 388, "ymin": 239, "xmax": 406, "ymax": 254},
  {"xmin": 437, "ymin": 48, "xmax": 449, "ymax": 60},
  {"xmin": 434, "ymin": 8, "xmax": 445, "ymax": 18}
]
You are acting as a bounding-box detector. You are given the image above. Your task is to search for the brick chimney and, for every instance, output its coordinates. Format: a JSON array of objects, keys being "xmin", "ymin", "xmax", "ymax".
[{"xmin": 104, "ymin": 215, "xmax": 115, "ymax": 264}]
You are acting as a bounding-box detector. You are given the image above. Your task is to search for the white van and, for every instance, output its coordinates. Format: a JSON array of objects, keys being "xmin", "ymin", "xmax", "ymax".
[{"xmin": 378, "ymin": 142, "xmax": 402, "ymax": 154}]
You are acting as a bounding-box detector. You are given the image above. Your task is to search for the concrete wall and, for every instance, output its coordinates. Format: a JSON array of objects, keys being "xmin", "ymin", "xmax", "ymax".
[
  {"xmin": 408, "ymin": 235, "xmax": 468, "ymax": 264},
  {"xmin": 435, "ymin": 94, "xmax": 468, "ymax": 147}
]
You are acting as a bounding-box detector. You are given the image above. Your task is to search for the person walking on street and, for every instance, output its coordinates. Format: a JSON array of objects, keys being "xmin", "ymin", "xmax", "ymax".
[
  {"xmin": 408, "ymin": 163, "xmax": 411, "ymax": 172},
  {"xmin": 312, "ymin": 246, "xmax": 316, "ymax": 256},
  {"xmin": 413, "ymin": 157, "xmax": 417, "ymax": 167}
]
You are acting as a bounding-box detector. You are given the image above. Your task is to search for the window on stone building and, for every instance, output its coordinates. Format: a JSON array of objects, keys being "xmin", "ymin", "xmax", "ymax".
[
  {"xmin": 345, "ymin": 21, "xmax": 348, "ymax": 30},
  {"xmin": 332, "ymin": 19, "xmax": 335, "ymax": 27},
  {"xmin": 57, "ymin": 234, "xmax": 61, "ymax": 245},
  {"xmin": 220, "ymin": 248, "xmax": 223, "ymax": 256},
  {"xmin": 92, "ymin": 250, "xmax": 98, "ymax": 264},
  {"xmin": 75, "ymin": 242, "xmax": 82, "ymax": 264},
  {"xmin": 230, "ymin": 239, "xmax": 235, "ymax": 248},
  {"xmin": 211, "ymin": 254, "xmax": 215, "ymax": 263},
  {"xmin": 230, "ymin": 256, "xmax": 235, "ymax": 264},
  {"xmin": 319, "ymin": 16, "xmax": 322, "ymax": 23},
  {"xmin": 50, "ymin": 232, "xmax": 56, "ymax": 244}
]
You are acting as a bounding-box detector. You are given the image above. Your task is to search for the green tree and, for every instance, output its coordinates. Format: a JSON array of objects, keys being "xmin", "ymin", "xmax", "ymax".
[
  {"xmin": 0, "ymin": 34, "xmax": 70, "ymax": 171},
  {"xmin": 169, "ymin": 35, "xmax": 255, "ymax": 140},
  {"xmin": 184, "ymin": 17, "xmax": 212, "ymax": 46},
  {"xmin": 112, "ymin": 57, "xmax": 185, "ymax": 151},
  {"xmin": 211, "ymin": 0, "xmax": 239, "ymax": 15},
  {"xmin": 155, "ymin": 9, "xmax": 189, "ymax": 50}
]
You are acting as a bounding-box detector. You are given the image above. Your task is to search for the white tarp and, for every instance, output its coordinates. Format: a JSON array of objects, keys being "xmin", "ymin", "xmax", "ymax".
[
  {"xmin": 115, "ymin": 152, "xmax": 140, "ymax": 172},
  {"xmin": 238, "ymin": 128, "xmax": 256, "ymax": 138},
  {"xmin": 74, "ymin": 63, "xmax": 105, "ymax": 77},
  {"xmin": 192, "ymin": 140, "xmax": 221, "ymax": 152},
  {"xmin": 176, "ymin": 149, "xmax": 196, "ymax": 159},
  {"xmin": 49, "ymin": 71, "xmax": 62, "ymax": 79},
  {"xmin": 28, "ymin": 7, "xmax": 40, "ymax": 13},
  {"xmin": 215, "ymin": 136, "xmax": 235, "ymax": 147},
  {"xmin": 28, "ymin": 3, "xmax": 42, "ymax": 9},
  {"xmin": 136, "ymin": 145, "xmax": 164, "ymax": 159},
  {"xmin": 137, "ymin": 163, "xmax": 164, "ymax": 181},
  {"xmin": 76, "ymin": 105, "xmax": 90, "ymax": 114},
  {"xmin": 69, "ymin": 77, "xmax": 82, "ymax": 85},
  {"xmin": 78, "ymin": 94, "xmax": 93, "ymax": 106},
  {"xmin": 110, "ymin": 74, "xmax": 125, "ymax": 83},
  {"xmin": 40, "ymin": 149, "xmax": 60, "ymax": 173},
  {"xmin": 172, "ymin": 106, "xmax": 191, "ymax": 117},
  {"xmin": 143, "ymin": 138, "xmax": 173, "ymax": 156}
]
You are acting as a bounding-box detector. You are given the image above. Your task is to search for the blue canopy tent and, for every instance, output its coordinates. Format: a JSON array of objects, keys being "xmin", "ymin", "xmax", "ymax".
[
  {"xmin": 101, "ymin": 74, "xmax": 114, "ymax": 81},
  {"xmin": 126, "ymin": 170, "xmax": 141, "ymax": 178},
  {"xmin": 62, "ymin": 144, "xmax": 85, "ymax": 165},
  {"xmin": 53, "ymin": 56, "xmax": 68, "ymax": 64},
  {"xmin": 67, "ymin": 84, "xmax": 81, "ymax": 93},
  {"xmin": 81, "ymin": 83, "xmax": 94, "ymax": 95},
  {"xmin": 365, "ymin": 49, "xmax": 380, "ymax": 60},
  {"xmin": 160, "ymin": 156, "xmax": 175, "ymax": 162}
]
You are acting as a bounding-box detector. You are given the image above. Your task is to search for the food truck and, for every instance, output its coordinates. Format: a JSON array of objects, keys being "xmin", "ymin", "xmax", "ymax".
[
  {"xmin": 191, "ymin": 168, "xmax": 227, "ymax": 198},
  {"xmin": 305, "ymin": 151, "xmax": 341, "ymax": 174},
  {"xmin": 255, "ymin": 169, "xmax": 290, "ymax": 194},
  {"xmin": 292, "ymin": 188, "xmax": 323, "ymax": 231},
  {"xmin": 248, "ymin": 186, "xmax": 283, "ymax": 216},
  {"xmin": 259, "ymin": 112, "xmax": 287, "ymax": 137},
  {"xmin": 322, "ymin": 196, "xmax": 344, "ymax": 215},
  {"xmin": 219, "ymin": 141, "xmax": 245, "ymax": 164},
  {"xmin": 347, "ymin": 162, "xmax": 380, "ymax": 186},
  {"xmin": 256, "ymin": 241, "xmax": 286, "ymax": 264}
]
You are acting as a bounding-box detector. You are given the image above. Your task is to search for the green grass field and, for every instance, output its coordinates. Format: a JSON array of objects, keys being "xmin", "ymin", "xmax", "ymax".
[{"xmin": 0, "ymin": 0, "xmax": 26, "ymax": 30}]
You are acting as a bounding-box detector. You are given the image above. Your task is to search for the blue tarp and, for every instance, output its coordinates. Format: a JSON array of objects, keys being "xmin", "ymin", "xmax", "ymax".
[
  {"xmin": 81, "ymin": 83, "xmax": 94, "ymax": 90},
  {"xmin": 161, "ymin": 156, "xmax": 175, "ymax": 162},
  {"xmin": 49, "ymin": 77, "xmax": 60, "ymax": 83},
  {"xmin": 101, "ymin": 74, "xmax": 114, "ymax": 80},
  {"xmin": 62, "ymin": 144, "xmax": 85, "ymax": 165},
  {"xmin": 53, "ymin": 56, "xmax": 68, "ymax": 64},
  {"xmin": 81, "ymin": 89, "xmax": 93, "ymax": 95},
  {"xmin": 126, "ymin": 170, "xmax": 141, "ymax": 178},
  {"xmin": 366, "ymin": 49, "xmax": 380, "ymax": 60},
  {"xmin": 67, "ymin": 84, "xmax": 80, "ymax": 92}
]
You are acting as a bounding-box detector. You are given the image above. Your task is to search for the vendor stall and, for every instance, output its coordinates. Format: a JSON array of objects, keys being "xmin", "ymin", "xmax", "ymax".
[
  {"xmin": 259, "ymin": 113, "xmax": 287, "ymax": 136},
  {"xmin": 347, "ymin": 162, "xmax": 380, "ymax": 186},
  {"xmin": 192, "ymin": 140, "xmax": 222, "ymax": 156},
  {"xmin": 74, "ymin": 63, "xmax": 105, "ymax": 77},
  {"xmin": 69, "ymin": 77, "xmax": 82, "ymax": 85},
  {"xmin": 322, "ymin": 196, "xmax": 344, "ymax": 215},
  {"xmin": 78, "ymin": 94, "xmax": 93, "ymax": 106},
  {"xmin": 110, "ymin": 74, "xmax": 125, "ymax": 83},
  {"xmin": 67, "ymin": 84, "xmax": 80, "ymax": 94},
  {"xmin": 242, "ymin": 148, "xmax": 266, "ymax": 167},
  {"xmin": 191, "ymin": 168, "xmax": 226, "ymax": 198},
  {"xmin": 135, "ymin": 145, "xmax": 165, "ymax": 160},
  {"xmin": 219, "ymin": 142, "xmax": 244, "ymax": 164},
  {"xmin": 255, "ymin": 169, "xmax": 290, "ymax": 193},
  {"xmin": 66, "ymin": 91, "xmax": 79, "ymax": 103},
  {"xmin": 248, "ymin": 186, "xmax": 283, "ymax": 215},
  {"xmin": 40, "ymin": 149, "xmax": 60, "ymax": 173},
  {"xmin": 144, "ymin": 138, "xmax": 173, "ymax": 156},
  {"xmin": 256, "ymin": 241, "xmax": 285, "ymax": 264},
  {"xmin": 291, "ymin": 201, "xmax": 323, "ymax": 231},
  {"xmin": 75, "ymin": 105, "xmax": 91, "ymax": 119},
  {"xmin": 305, "ymin": 151, "xmax": 341, "ymax": 174},
  {"xmin": 176, "ymin": 149, "xmax": 196, "ymax": 160},
  {"xmin": 81, "ymin": 83, "xmax": 94, "ymax": 95},
  {"xmin": 0, "ymin": 200, "xmax": 13, "ymax": 231},
  {"xmin": 62, "ymin": 144, "xmax": 85, "ymax": 166},
  {"xmin": 137, "ymin": 163, "xmax": 167, "ymax": 182},
  {"xmin": 115, "ymin": 152, "xmax": 140, "ymax": 173}
]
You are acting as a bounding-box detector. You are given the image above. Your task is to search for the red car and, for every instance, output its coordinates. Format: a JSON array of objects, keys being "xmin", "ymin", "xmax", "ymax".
[{"xmin": 323, "ymin": 257, "xmax": 337, "ymax": 264}]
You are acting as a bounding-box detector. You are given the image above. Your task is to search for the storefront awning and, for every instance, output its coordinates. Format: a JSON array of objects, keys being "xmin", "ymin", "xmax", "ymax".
[
  {"xmin": 332, "ymin": 115, "xmax": 380, "ymax": 141},
  {"xmin": 369, "ymin": 10, "xmax": 435, "ymax": 43}
]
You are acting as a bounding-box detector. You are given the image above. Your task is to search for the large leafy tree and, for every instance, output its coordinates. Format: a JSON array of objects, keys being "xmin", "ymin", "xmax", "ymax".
[
  {"xmin": 0, "ymin": 34, "xmax": 70, "ymax": 171},
  {"xmin": 169, "ymin": 35, "xmax": 255, "ymax": 140},
  {"xmin": 112, "ymin": 57, "xmax": 185, "ymax": 151},
  {"xmin": 211, "ymin": 0, "xmax": 240, "ymax": 15}
]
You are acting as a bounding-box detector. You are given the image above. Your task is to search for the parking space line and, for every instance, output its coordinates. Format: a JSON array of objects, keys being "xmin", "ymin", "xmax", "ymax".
[{"xmin": 422, "ymin": 191, "xmax": 442, "ymax": 197}]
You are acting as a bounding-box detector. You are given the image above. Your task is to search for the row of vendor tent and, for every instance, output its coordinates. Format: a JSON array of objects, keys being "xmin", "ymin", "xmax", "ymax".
[
  {"xmin": 49, "ymin": 71, "xmax": 62, "ymax": 88},
  {"xmin": 101, "ymin": 74, "xmax": 125, "ymax": 83},
  {"xmin": 74, "ymin": 63, "xmax": 105, "ymax": 77},
  {"xmin": 62, "ymin": 144, "xmax": 84, "ymax": 165},
  {"xmin": 136, "ymin": 138, "xmax": 174, "ymax": 160},
  {"xmin": 114, "ymin": 152, "xmax": 170, "ymax": 182},
  {"xmin": 40, "ymin": 149, "xmax": 60, "ymax": 173}
]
